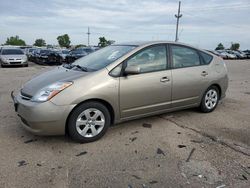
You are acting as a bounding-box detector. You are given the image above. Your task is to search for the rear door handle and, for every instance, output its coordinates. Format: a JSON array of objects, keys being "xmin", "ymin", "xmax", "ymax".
[
  {"xmin": 160, "ymin": 76, "xmax": 170, "ymax": 82},
  {"xmin": 201, "ymin": 71, "xmax": 208, "ymax": 76}
]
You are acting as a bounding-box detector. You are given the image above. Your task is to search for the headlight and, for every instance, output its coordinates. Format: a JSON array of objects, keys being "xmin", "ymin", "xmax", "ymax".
[
  {"xmin": 1, "ymin": 57, "xmax": 7, "ymax": 62},
  {"xmin": 31, "ymin": 81, "xmax": 73, "ymax": 102},
  {"xmin": 23, "ymin": 56, "xmax": 28, "ymax": 62}
]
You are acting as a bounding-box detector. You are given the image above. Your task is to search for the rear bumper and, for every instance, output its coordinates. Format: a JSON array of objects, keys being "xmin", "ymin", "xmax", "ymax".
[{"xmin": 11, "ymin": 92, "xmax": 75, "ymax": 135}]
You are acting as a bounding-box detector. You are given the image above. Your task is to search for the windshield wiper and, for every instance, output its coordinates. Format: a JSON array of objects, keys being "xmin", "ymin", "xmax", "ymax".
[
  {"xmin": 63, "ymin": 64, "xmax": 88, "ymax": 72},
  {"xmin": 62, "ymin": 64, "xmax": 73, "ymax": 69},
  {"xmin": 73, "ymin": 64, "xmax": 88, "ymax": 72}
]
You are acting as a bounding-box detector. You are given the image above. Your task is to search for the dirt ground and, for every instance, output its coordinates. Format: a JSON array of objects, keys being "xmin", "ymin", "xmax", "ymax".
[{"xmin": 0, "ymin": 60, "xmax": 249, "ymax": 188}]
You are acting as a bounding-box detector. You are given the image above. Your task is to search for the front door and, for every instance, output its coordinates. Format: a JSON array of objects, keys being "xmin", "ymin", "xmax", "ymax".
[{"xmin": 119, "ymin": 45, "xmax": 172, "ymax": 118}]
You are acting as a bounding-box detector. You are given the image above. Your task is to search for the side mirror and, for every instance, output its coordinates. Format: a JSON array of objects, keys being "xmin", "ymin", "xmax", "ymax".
[{"xmin": 124, "ymin": 65, "xmax": 140, "ymax": 75}]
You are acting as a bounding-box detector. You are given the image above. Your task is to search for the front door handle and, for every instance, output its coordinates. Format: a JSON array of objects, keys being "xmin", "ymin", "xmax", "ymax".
[
  {"xmin": 160, "ymin": 76, "xmax": 170, "ymax": 82},
  {"xmin": 201, "ymin": 71, "xmax": 208, "ymax": 77}
]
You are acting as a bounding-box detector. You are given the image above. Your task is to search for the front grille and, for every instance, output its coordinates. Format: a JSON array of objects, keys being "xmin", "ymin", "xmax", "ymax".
[
  {"xmin": 20, "ymin": 90, "xmax": 32, "ymax": 100},
  {"xmin": 10, "ymin": 62, "xmax": 21, "ymax": 64}
]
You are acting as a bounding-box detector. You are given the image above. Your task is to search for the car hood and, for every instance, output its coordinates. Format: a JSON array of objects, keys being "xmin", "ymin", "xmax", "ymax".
[
  {"xmin": 1, "ymin": 54, "xmax": 26, "ymax": 59},
  {"xmin": 21, "ymin": 66, "xmax": 89, "ymax": 97}
]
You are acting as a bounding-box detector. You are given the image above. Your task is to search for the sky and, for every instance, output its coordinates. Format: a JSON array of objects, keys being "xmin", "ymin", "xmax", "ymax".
[{"xmin": 0, "ymin": 0, "xmax": 250, "ymax": 50}]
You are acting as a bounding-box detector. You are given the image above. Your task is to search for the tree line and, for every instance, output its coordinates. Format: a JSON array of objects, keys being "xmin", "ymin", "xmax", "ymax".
[
  {"xmin": 3, "ymin": 34, "xmax": 114, "ymax": 48},
  {"xmin": 215, "ymin": 42, "xmax": 240, "ymax": 51},
  {"xmin": 4, "ymin": 35, "xmax": 241, "ymax": 51}
]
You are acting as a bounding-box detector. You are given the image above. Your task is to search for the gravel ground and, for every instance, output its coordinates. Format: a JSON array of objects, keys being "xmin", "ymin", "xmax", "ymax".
[{"xmin": 0, "ymin": 60, "xmax": 249, "ymax": 188}]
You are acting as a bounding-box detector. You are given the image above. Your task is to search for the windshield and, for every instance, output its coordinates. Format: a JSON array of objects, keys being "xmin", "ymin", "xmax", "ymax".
[
  {"xmin": 72, "ymin": 45, "xmax": 136, "ymax": 71},
  {"xmin": 40, "ymin": 50, "xmax": 50, "ymax": 54},
  {"xmin": 62, "ymin": 50, "xmax": 69, "ymax": 54},
  {"xmin": 71, "ymin": 49, "xmax": 85, "ymax": 54},
  {"xmin": 2, "ymin": 49, "xmax": 24, "ymax": 55},
  {"xmin": 29, "ymin": 49, "xmax": 36, "ymax": 52},
  {"xmin": 83, "ymin": 48, "xmax": 94, "ymax": 53}
]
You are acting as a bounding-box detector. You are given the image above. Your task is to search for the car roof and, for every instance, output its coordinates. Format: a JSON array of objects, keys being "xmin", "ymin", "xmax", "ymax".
[
  {"xmin": 1, "ymin": 48, "xmax": 22, "ymax": 50},
  {"xmin": 114, "ymin": 41, "xmax": 196, "ymax": 47}
]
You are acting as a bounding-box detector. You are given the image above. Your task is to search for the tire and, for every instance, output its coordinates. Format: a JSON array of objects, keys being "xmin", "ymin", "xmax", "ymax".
[
  {"xmin": 200, "ymin": 86, "xmax": 219, "ymax": 113},
  {"xmin": 68, "ymin": 101, "xmax": 111, "ymax": 143}
]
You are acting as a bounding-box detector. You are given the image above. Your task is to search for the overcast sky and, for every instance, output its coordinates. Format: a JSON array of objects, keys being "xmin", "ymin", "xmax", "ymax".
[{"xmin": 0, "ymin": 0, "xmax": 250, "ymax": 49}]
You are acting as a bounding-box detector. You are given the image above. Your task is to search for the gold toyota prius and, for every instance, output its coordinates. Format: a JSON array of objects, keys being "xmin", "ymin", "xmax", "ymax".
[{"xmin": 12, "ymin": 41, "xmax": 228, "ymax": 143}]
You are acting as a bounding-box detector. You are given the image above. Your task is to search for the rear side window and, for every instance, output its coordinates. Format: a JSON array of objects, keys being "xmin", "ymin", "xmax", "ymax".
[
  {"xmin": 200, "ymin": 51, "xmax": 213, "ymax": 65},
  {"xmin": 171, "ymin": 45, "xmax": 200, "ymax": 68}
]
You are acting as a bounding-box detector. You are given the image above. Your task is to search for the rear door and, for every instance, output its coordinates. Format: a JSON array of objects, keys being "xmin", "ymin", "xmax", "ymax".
[
  {"xmin": 170, "ymin": 44, "xmax": 211, "ymax": 108},
  {"xmin": 119, "ymin": 45, "xmax": 172, "ymax": 118}
]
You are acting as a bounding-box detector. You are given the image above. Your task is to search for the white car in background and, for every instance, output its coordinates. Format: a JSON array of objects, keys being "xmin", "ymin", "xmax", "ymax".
[
  {"xmin": 0, "ymin": 48, "xmax": 28, "ymax": 67},
  {"xmin": 217, "ymin": 50, "xmax": 236, "ymax": 59}
]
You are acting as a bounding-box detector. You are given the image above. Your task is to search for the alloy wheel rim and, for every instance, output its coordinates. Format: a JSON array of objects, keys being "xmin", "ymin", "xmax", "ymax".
[
  {"xmin": 205, "ymin": 89, "xmax": 218, "ymax": 110},
  {"xmin": 76, "ymin": 108, "xmax": 105, "ymax": 138}
]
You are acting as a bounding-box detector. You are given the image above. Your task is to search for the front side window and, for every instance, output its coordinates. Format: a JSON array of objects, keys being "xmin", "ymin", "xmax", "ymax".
[
  {"xmin": 126, "ymin": 45, "xmax": 167, "ymax": 73},
  {"xmin": 171, "ymin": 45, "xmax": 200, "ymax": 68}
]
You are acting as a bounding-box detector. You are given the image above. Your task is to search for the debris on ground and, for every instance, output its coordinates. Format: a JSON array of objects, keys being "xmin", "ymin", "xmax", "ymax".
[
  {"xmin": 157, "ymin": 148, "xmax": 166, "ymax": 156},
  {"xmin": 142, "ymin": 123, "xmax": 152, "ymax": 128},
  {"xmin": 75, "ymin": 151, "xmax": 88, "ymax": 156},
  {"xmin": 131, "ymin": 131, "xmax": 139, "ymax": 135},
  {"xmin": 18, "ymin": 160, "xmax": 28, "ymax": 167},
  {"xmin": 131, "ymin": 175, "xmax": 141, "ymax": 179},
  {"xmin": 216, "ymin": 184, "xmax": 226, "ymax": 188},
  {"xmin": 190, "ymin": 139, "xmax": 203, "ymax": 144},
  {"xmin": 24, "ymin": 139, "xmax": 37, "ymax": 144},
  {"xmin": 149, "ymin": 180, "xmax": 158, "ymax": 184},
  {"xmin": 129, "ymin": 137, "xmax": 137, "ymax": 142},
  {"xmin": 237, "ymin": 174, "xmax": 248, "ymax": 180},
  {"xmin": 178, "ymin": 145, "xmax": 187, "ymax": 148},
  {"xmin": 180, "ymin": 160, "xmax": 222, "ymax": 184},
  {"xmin": 36, "ymin": 163, "xmax": 42, "ymax": 167},
  {"xmin": 186, "ymin": 148, "xmax": 195, "ymax": 162}
]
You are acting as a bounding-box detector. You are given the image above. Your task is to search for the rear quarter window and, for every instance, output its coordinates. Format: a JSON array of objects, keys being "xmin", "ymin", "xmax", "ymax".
[{"xmin": 200, "ymin": 51, "xmax": 213, "ymax": 65}]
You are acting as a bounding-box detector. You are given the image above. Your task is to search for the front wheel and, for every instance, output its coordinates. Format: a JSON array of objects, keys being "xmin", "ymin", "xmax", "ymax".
[
  {"xmin": 67, "ymin": 102, "xmax": 111, "ymax": 143},
  {"xmin": 200, "ymin": 86, "xmax": 219, "ymax": 113}
]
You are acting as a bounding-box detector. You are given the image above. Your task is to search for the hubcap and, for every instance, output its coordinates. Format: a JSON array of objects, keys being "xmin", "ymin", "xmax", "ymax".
[
  {"xmin": 76, "ymin": 108, "xmax": 105, "ymax": 138},
  {"xmin": 205, "ymin": 89, "xmax": 218, "ymax": 110}
]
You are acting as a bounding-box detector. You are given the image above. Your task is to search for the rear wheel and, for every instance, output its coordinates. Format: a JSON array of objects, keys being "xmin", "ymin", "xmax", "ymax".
[
  {"xmin": 68, "ymin": 102, "xmax": 111, "ymax": 143},
  {"xmin": 200, "ymin": 86, "xmax": 219, "ymax": 113}
]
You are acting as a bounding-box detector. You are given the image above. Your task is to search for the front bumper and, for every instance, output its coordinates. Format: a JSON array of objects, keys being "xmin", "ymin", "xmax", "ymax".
[
  {"xmin": 1, "ymin": 60, "xmax": 28, "ymax": 66},
  {"xmin": 11, "ymin": 91, "xmax": 75, "ymax": 135}
]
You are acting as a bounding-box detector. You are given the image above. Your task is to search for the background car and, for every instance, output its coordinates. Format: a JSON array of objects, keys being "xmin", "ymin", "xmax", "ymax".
[
  {"xmin": 65, "ymin": 48, "xmax": 88, "ymax": 63},
  {"xmin": 65, "ymin": 47, "xmax": 96, "ymax": 63},
  {"xmin": 226, "ymin": 50, "xmax": 246, "ymax": 59},
  {"xmin": 47, "ymin": 50, "xmax": 64, "ymax": 65},
  {"xmin": 0, "ymin": 48, "xmax": 28, "ymax": 67},
  {"xmin": 58, "ymin": 49, "xmax": 70, "ymax": 61},
  {"xmin": 243, "ymin": 50, "xmax": 250, "ymax": 59},
  {"xmin": 217, "ymin": 50, "xmax": 236, "ymax": 59}
]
